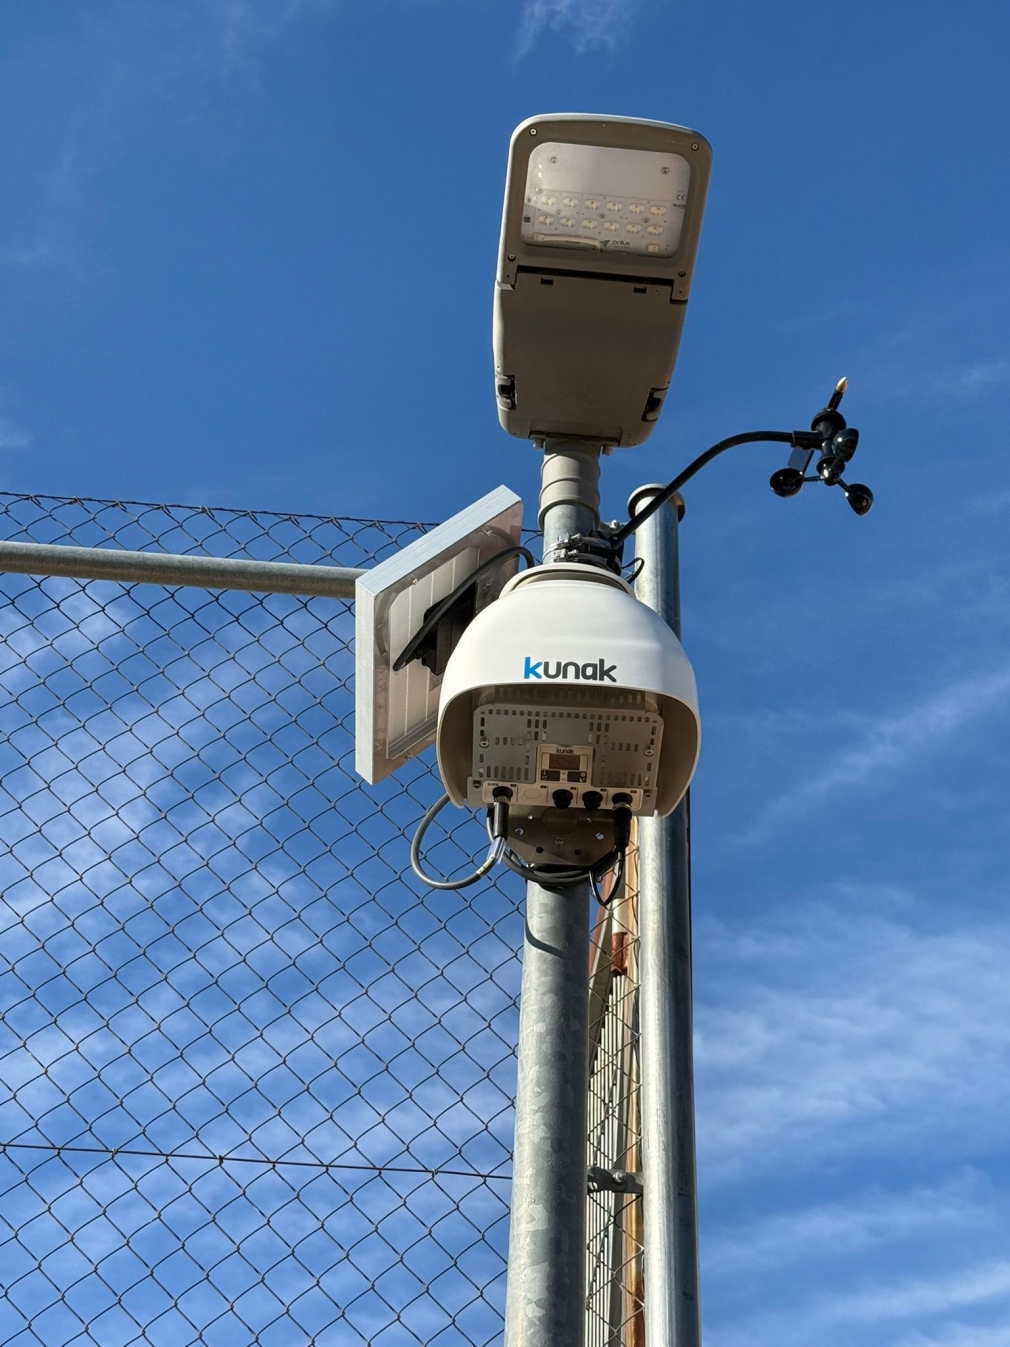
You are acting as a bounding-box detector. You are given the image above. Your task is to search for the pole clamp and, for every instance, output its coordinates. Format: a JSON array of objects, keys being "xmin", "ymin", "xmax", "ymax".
[{"xmin": 587, "ymin": 1166, "xmax": 643, "ymax": 1195}]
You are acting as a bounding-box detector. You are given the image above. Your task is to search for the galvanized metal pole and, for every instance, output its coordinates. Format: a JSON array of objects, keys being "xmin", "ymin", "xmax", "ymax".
[
  {"xmin": 630, "ymin": 485, "xmax": 702, "ymax": 1347},
  {"xmin": 0, "ymin": 539, "xmax": 363, "ymax": 599},
  {"xmin": 504, "ymin": 443, "xmax": 601, "ymax": 1347}
]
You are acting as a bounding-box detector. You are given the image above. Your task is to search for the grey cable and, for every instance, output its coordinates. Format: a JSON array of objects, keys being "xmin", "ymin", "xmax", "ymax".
[{"xmin": 410, "ymin": 792, "xmax": 504, "ymax": 890}]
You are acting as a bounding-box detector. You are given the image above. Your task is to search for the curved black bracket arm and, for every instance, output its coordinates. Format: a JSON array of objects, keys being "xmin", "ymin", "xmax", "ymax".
[{"xmin": 561, "ymin": 378, "xmax": 873, "ymax": 569}]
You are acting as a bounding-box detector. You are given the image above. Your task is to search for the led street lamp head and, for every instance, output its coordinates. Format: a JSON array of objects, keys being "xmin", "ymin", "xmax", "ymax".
[{"xmin": 494, "ymin": 113, "xmax": 712, "ymax": 448}]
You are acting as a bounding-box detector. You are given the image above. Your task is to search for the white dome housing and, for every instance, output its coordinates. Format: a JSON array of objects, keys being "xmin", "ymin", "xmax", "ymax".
[{"xmin": 436, "ymin": 565, "xmax": 700, "ymax": 848}]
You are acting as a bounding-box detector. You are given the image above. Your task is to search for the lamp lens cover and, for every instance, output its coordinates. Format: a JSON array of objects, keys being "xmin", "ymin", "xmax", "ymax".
[{"xmin": 521, "ymin": 142, "xmax": 690, "ymax": 257}]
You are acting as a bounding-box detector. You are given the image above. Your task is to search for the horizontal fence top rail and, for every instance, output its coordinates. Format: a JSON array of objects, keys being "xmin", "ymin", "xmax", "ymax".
[{"xmin": 0, "ymin": 539, "xmax": 365, "ymax": 600}]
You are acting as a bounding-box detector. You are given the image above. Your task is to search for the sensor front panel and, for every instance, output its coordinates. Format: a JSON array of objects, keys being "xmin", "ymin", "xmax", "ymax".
[{"xmin": 467, "ymin": 685, "xmax": 664, "ymax": 813}]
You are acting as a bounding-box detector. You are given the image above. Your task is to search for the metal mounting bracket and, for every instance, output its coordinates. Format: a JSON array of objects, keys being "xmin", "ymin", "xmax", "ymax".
[{"xmin": 587, "ymin": 1166, "xmax": 643, "ymax": 1195}]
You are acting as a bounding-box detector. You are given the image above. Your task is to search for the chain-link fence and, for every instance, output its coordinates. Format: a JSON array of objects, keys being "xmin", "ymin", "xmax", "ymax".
[{"xmin": 0, "ymin": 491, "xmax": 643, "ymax": 1347}]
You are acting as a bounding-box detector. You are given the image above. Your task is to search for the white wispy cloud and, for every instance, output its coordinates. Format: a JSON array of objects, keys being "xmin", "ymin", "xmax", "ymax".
[
  {"xmin": 967, "ymin": 487, "xmax": 1010, "ymax": 516},
  {"xmin": 711, "ymin": 1261, "xmax": 1010, "ymax": 1347},
  {"xmin": 706, "ymin": 1173, "xmax": 994, "ymax": 1279},
  {"xmin": 516, "ymin": 0, "xmax": 638, "ymax": 55},
  {"xmin": 874, "ymin": 351, "xmax": 1010, "ymax": 404},
  {"xmin": 695, "ymin": 897, "xmax": 1010, "ymax": 1183},
  {"xmin": 897, "ymin": 1323, "xmax": 1010, "ymax": 1346},
  {"xmin": 0, "ymin": 392, "xmax": 32, "ymax": 452},
  {"xmin": 731, "ymin": 664, "xmax": 1010, "ymax": 847},
  {"xmin": 0, "ymin": 1, "xmax": 327, "ymax": 292},
  {"xmin": 199, "ymin": 0, "xmax": 329, "ymax": 70},
  {"xmin": 828, "ymin": 1261, "xmax": 1010, "ymax": 1322},
  {"xmin": 857, "ymin": 255, "xmax": 1010, "ymax": 407},
  {"xmin": 928, "ymin": 356, "xmax": 1010, "ymax": 399},
  {"xmin": 0, "ymin": 0, "xmax": 605, "ymax": 305}
]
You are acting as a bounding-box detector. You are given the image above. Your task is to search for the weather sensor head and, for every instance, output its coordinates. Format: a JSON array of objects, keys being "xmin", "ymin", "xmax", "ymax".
[
  {"xmin": 435, "ymin": 565, "xmax": 700, "ymax": 865},
  {"xmin": 494, "ymin": 113, "xmax": 712, "ymax": 448}
]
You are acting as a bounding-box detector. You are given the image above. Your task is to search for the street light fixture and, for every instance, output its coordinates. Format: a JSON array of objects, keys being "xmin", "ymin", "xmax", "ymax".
[
  {"xmin": 487, "ymin": 114, "xmax": 877, "ymax": 1347},
  {"xmin": 367, "ymin": 115, "xmax": 873, "ymax": 895},
  {"xmin": 494, "ymin": 114, "xmax": 712, "ymax": 447},
  {"xmin": 355, "ymin": 111, "xmax": 876, "ymax": 1347}
]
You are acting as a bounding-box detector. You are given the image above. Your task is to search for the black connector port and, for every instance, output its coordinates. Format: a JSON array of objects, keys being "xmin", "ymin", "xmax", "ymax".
[
  {"xmin": 489, "ymin": 787, "xmax": 512, "ymax": 841},
  {"xmin": 612, "ymin": 794, "xmax": 633, "ymax": 853}
]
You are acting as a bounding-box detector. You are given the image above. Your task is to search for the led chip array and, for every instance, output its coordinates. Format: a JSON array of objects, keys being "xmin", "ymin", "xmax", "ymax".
[
  {"xmin": 524, "ymin": 190, "xmax": 684, "ymax": 255},
  {"xmin": 520, "ymin": 141, "xmax": 692, "ymax": 258}
]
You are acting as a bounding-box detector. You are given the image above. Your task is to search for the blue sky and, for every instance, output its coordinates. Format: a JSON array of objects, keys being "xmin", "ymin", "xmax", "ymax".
[{"xmin": 2, "ymin": 0, "xmax": 1010, "ymax": 1344}]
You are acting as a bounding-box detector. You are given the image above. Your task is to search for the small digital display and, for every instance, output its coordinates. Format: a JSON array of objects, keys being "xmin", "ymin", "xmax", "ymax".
[{"xmin": 548, "ymin": 752, "xmax": 581, "ymax": 771}]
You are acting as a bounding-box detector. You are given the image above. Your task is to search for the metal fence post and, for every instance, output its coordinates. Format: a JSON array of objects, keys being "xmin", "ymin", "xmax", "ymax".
[
  {"xmin": 630, "ymin": 485, "xmax": 702, "ymax": 1347},
  {"xmin": 503, "ymin": 443, "xmax": 601, "ymax": 1347}
]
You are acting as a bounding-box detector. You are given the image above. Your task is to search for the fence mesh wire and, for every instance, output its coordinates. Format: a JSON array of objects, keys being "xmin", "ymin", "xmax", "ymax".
[{"xmin": 0, "ymin": 491, "xmax": 643, "ymax": 1347}]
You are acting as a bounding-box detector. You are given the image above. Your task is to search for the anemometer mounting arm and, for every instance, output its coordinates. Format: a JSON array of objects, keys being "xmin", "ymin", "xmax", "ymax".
[{"xmin": 561, "ymin": 378, "xmax": 873, "ymax": 571}]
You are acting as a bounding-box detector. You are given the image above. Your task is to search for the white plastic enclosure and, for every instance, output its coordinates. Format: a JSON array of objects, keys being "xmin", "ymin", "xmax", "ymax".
[{"xmin": 436, "ymin": 565, "xmax": 700, "ymax": 857}]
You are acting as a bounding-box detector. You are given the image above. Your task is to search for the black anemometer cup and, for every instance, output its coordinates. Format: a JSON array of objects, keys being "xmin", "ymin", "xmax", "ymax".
[
  {"xmin": 843, "ymin": 483, "xmax": 874, "ymax": 516},
  {"xmin": 770, "ymin": 467, "xmax": 804, "ymax": 497}
]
